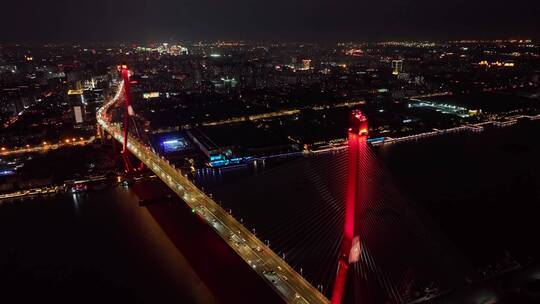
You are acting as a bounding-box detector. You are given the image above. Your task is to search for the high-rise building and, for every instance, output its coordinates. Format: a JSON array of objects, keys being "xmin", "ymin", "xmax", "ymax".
[
  {"xmin": 391, "ymin": 60, "xmax": 403, "ymax": 75},
  {"xmin": 73, "ymin": 106, "xmax": 84, "ymax": 124},
  {"xmin": 301, "ymin": 59, "xmax": 312, "ymax": 70},
  {"xmin": 67, "ymin": 90, "xmax": 85, "ymax": 124}
]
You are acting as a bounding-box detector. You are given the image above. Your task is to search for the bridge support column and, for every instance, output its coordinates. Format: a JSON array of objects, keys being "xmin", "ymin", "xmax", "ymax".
[
  {"xmin": 119, "ymin": 65, "xmax": 134, "ymax": 173},
  {"xmin": 331, "ymin": 110, "xmax": 368, "ymax": 304}
]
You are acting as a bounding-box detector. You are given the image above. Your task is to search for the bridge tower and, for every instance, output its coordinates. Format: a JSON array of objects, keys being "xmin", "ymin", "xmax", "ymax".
[
  {"xmin": 118, "ymin": 65, "xmax": 135, "ymax": 173},
  {"xmin": 331, "ymin": 110, "xmax": 369, "ymax": 304}
]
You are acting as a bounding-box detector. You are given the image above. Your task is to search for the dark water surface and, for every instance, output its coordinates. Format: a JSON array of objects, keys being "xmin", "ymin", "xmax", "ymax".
[
  {"xmin": 0, "ymin": 186, "xmax": 215, "ymax": 303},
  {"xmin": 375, "ymin": 121, "xmax": 540, "ymax": 266}
]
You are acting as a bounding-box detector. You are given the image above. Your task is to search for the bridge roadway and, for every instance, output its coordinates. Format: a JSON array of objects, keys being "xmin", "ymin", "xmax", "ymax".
[{"xmin": 97, "ymin": 82, "xmax": 329, "ymax": 304}]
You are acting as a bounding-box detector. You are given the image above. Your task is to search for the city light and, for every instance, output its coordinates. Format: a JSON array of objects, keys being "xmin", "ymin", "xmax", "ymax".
[{"xmin": 143, "ymin": 92, "xmax": 160, "ymax": 99}]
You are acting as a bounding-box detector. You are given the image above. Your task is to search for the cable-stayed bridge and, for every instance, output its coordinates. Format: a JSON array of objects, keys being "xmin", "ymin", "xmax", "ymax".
[{"xmin": 98, "ymin": 66, "xmax": 469, "ymax": 304}]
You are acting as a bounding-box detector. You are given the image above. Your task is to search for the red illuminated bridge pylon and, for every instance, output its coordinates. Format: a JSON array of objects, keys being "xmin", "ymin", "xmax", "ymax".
[
  {"xmin": 118, "ymin": 65, "xmax": 144, "ymax": 173},
  {"xmin": 331, "ymin": 110, "xmax": 369, "ymax": 304}
]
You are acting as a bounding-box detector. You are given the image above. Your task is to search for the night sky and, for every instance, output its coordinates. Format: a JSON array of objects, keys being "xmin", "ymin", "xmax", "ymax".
[{"xmin": 2, "ymin": 0, "xmax": 540, "ymax": 42}]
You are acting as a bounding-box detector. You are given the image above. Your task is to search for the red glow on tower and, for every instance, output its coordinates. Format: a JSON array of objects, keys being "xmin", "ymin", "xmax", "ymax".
[
  {"xmin": 119, "ymin": 65, "xmax": 133, "ymax": 173},
  {"xmin": 331, "ymin": 110, "xmax": 368, "ymax": 304},
  {"xmin": 349, "ymin": 109, "xmax": 369, "ymax": 137}
]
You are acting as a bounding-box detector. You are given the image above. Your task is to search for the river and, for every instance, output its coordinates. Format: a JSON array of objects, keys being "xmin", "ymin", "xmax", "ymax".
[
  {"xmin": 0, "ymin": 186, "xmax": 215, "ymax": 303},
  {"xmin": 3, "ymin": 120, "xmax": 539, "ymax": 303}
]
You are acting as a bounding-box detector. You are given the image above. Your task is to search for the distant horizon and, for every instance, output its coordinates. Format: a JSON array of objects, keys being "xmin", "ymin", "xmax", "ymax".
[{"xmin": 1, "ymin": 37, "xmax": 538, "ymax": 46}]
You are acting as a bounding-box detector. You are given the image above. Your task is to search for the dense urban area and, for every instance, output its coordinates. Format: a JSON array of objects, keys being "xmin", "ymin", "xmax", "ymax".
[{"xmin": 2, "ymin": 40, "xmax": 539, "ymax": 190}]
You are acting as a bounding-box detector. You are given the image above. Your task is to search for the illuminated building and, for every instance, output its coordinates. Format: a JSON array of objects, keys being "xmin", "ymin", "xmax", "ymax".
[
  {"xmin": 67, "ymin": 90, "xmax": 86, "ymax": 124},
  {"xmin": 186, "ymin": 129, "xmax": 233, "ymax": 166},
  {"xmin": 143, "ymin": 92, "xmax": 160, "ymax": 99},
  {"xmin": 169, "ymin": 45, "xmax": 189, "ymax": 56},
  {"xmin": 160, "ymin": 136, "xmax": 190, "ymax": 153},
  {"xmin": 478, "ymin": 60, "xmax": 516, "ymax": 68},
  {"xmin": 391, "ymin": 59, "xmax": 403, "ymax": 75},
  {"xmin": 301, "ymin": 59, "xmax": 312, "ymax": 70},
  {"xmin": 73, "ymin": 106, "xmax": 84, "ymax": 124},
  {"xmin": 345, "ymin": 48, "xmax": 363, "ymax": 56}
]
